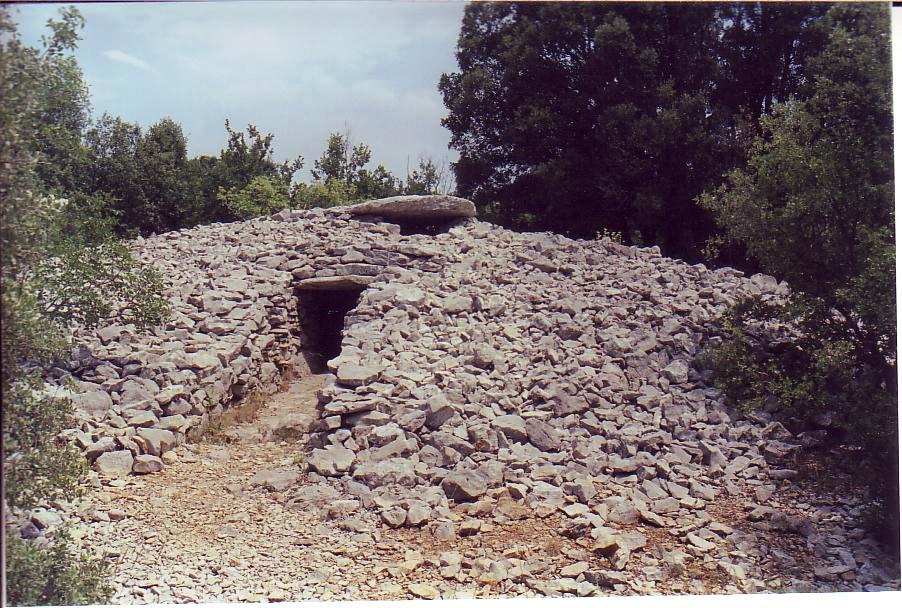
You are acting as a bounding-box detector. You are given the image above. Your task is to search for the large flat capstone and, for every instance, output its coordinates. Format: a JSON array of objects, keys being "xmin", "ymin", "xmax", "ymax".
[
  {"xmin": 345, "ymin": 195, "xmax": 476, "ymax": 222},
  {"xmin": 296, "ymin": 275, "xmax": 374, "ymax": 291}
]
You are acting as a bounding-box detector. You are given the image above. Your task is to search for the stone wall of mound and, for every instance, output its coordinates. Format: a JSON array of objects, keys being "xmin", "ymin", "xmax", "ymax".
[
  {"xmin": 55, "ymin": 206, "xmax": 464, "ymax": 475},
  {"xmin": 301, "ymin": 219, "xmax": 797, "ymax": 534},
  {"xmin": 49, "ymin": 200, "xmax": 794, "ymax": 522}
]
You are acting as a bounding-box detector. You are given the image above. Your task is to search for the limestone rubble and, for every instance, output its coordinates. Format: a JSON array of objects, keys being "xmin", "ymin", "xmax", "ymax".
[{"xmin": 13, "ymin": 196, "xmax": 900, "ymax": 597}]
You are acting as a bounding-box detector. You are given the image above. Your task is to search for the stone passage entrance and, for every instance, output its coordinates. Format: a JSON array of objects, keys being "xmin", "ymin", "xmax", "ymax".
[
  {"xmin": 397, "ymin": 218, "xmax": 459, "ymax": 236},
  {"xmin": 295, "ymin": 282, "xmax": 366, "ymax": 372}
]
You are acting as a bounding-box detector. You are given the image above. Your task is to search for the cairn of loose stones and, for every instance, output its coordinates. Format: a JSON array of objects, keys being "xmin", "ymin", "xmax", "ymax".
[{"xmin": 12, "ymin": 195, "xmax": 899, "ymax": 597}]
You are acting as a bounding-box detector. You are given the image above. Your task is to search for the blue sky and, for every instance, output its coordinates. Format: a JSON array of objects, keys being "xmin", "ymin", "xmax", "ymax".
[{"xmin": 12, "ymin": 0, "xmax": 465, "ymax": 181}]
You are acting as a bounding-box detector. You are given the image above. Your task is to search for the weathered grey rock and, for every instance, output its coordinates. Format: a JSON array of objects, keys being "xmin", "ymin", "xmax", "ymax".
[
  {"xmin": 561, "ymin": 562, "xmax": 590, "ymax": 578},
  {"xmin": 424, "ymin": 395, "xmax": 455, "ymax": 429},
  {"xmin": 492, "ymin": 415, "xmax": 528, "ymax": 443},
  {"xmin": 433, "ymin": 521, "xmax": 456, "ymax": 541},
  {"xmin": 248, "ymin": 468, "xmax": 300, "ymax": 492},
  {"xmin": 407, "ymin": 582, "xmax": 440, "ymax": 600},
  {"xmin": 345, "ymin": 195, "xmax": 476, "ymax": 221},
  {"xmin": 525, "ymin": 418, "xmax": 561, "ymax": 451},
  {"xmin": 136, "ymin": 428, "xmax": 176, "ymax": 457},
  {"xmin": 31, "ymin": 509, "xmax": 64, "ymax": 530},
  {"xmin": 591, "ymin": 528, "xmax": 622, "ymax": 556},
  {"xmin": 84, "ymin": 437, "xmax": 117, "ymax": 461},
  {"xmin": 125, "ymin": 410, "xmax": 157, "ymax": 428},
  {"xmin": 686, "ymin": 532, "xmax": 716, "ymax": 552},
  {"xmin": 441, "ymin": 470, "xmax": 488, "ymax": 502},
  {"xmin": 442, "ymin": 295, "xmax": 472, "ymax": 314},
  {"xmin": 604, "ymin": 497, "xmax": 640, "ymax": 525},
  {"xmin": 72, "ymin": 390, "xmax": 113, "ymax": 418},
  {"xmin": 158, "ymin": 414, "xmax": 187, "ymax": 432},
  {"xmin": 132, "ymin": 454, "xmax": 164, "ymax": 474},
  {"xmin": 308, "ymin": 445, "xmax": 356, "ymax": 476},
  {"xmin": 662, "ymin": 360, "xmax": 690, "ymax": 384},
  {"xmin": 563, "ymin": 478, "xmax": 596, "ymax": 503},
  {"xmin": 381, "ymin": 507, "xmax": 407, "ymax": 528},
  {"xmin": 296, "ymin": 275, "xmax": 375, "ymax": 291},
  {"xmin": 95, "ymin": 450, "xmax": 134, "ymax": 477},
  {"xmin": 458, "ymin": 519, "xmax": 482, "ymax": 536},
  {"xmin": 405, "ymin": 501, "xmax": 432, "ymax": 526},
  {"xmin": 155, "ymin": 384, "xmax": 189, "ymax": 405},
  {"xmin": 353, "ymin": 459, "xmax": 418, "ymax": 488},
  {"xmin": 336, "ymin": 364, "xmax": 381, "ymax": 388}
]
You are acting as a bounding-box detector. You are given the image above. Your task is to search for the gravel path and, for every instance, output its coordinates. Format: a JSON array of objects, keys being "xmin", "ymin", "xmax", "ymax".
[{"xmin": 76, "ymin": 375, "xmax": 413, "ymax": 603}]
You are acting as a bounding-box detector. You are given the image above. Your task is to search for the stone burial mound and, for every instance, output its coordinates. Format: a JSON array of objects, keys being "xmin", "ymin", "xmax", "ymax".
[{"xmin": 34, "ymin": 194, "xmax": 899, "ymax": 595}]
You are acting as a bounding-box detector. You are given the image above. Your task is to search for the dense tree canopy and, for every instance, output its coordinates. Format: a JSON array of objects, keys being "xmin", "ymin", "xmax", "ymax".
[
  {"xmin": 702, "ymin": 3, "xmax": 894, "ymax": 372},
  {"xmin": 439, "ymin": 2, "xmax": 828, "ymax": 260},
  {"xmin": 700, "ymin": 3, "xmax": 896, "ymax": 543}
]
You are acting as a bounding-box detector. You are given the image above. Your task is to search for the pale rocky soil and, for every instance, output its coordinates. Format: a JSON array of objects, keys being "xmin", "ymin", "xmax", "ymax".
[{"xmin": 64, "ymin": 373, "xmax": 899, "ymax": 603}]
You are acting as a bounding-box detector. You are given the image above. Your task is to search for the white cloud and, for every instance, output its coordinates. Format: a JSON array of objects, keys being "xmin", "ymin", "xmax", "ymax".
[{"xmin": 103, "ymin": 49, "xmax": 153, "ymax": 71}]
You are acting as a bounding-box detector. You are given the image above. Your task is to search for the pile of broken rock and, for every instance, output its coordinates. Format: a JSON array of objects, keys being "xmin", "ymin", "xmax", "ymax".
[{"xmin": 13, "ymin": 195, "xmax": 900, "ymax": 595}]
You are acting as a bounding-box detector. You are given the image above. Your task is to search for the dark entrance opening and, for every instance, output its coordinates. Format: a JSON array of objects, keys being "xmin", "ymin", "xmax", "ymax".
[
  {"xmin": 398, "ymin": 218, "xmax": 459, "ymax": 236},
  {"xmin": 295, "ymin": 285, "xmax": 365, "ymax": 372}
]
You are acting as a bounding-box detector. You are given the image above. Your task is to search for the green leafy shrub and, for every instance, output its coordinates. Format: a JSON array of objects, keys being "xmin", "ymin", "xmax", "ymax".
[
  {"xmin": 56, "ymin": 191, "xmax": 123, "ymax": 246},
  {"xmin": 705, "ymin": 296, "xmax": 857, "ymax": 415},
  {"xmin": 699, "ymin": 4, "xmax": 896, "ymax": 547},
  {"xmin": 5, "ymin": 531, "xmax": 112, "ymax": 606},
  {"xmin": 2, "ymin": 376, "xmax": 85, "ymax": 510},
  {"xmin": 29, "ymin": 240, "xmax": 170, "ymax": 328},
  {"xmin": 403, "ymin": 157, "xmax": 448, "ymax": 195},
  {"xmin": 704, "ymin": 295, "xmax": 898, "ymax": 547},
  {"xmin": 2, "ymin": 11, "xmax": 174, "ymax": 603},
  {"xmin": 291, "ymin": 178, "xmax": 359, "ymax": 209},
  {"xmin": 217, "ymin": 174, "xmax": 291, "ymax": 220}
]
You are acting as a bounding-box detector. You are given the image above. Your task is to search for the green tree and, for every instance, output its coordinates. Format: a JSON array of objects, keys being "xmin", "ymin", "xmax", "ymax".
[
  {"xmin": 700, "ymin": 3, "xmax": 896, "ymax": 542},
  {"xmin": 404, "ymin": 157, "xmax": 448, "ymax": 195},
  {"xmin": 440, "ymin": 2, "xmax": 828, "ymax": 260},
  {"xmin": 136, "ymin": 117, "xmax": 190, "ymax": 232},
  {"xmin": 291, "ymin": 178, "xmax": 358, "ymax": 209},
  {"xmin": 701, "ymin": 3, "xmax": 893, "ymax": 377},
  {"xmin": 182, "ymin": 153, "xmax": 221, "ymax": 227},
  {"xmin": 82, "ymin": 113, "xmax": 145, "ymax": 235},
  {"xmin": 310, "ymin": 131, "xmax": 401, "ymax": 200},
  {"xmin": 217, "ymin": 174, "xmax": 290, "ymax": 219},
  {"xmin": 2, "ymin": 7, "xmax": 167, "ymax": 603},
  {"xmin": 311, "ymin": 131, "xmax": 368, "ymax": 186},
  {"xmin": 356, "ymin": 163, "xmax": 401, "ymax": 199},
  {"xmin": 212, "ymin": 120, "xmax": 303, "ymax": 222},
  {"xmin": 22, "ymin": 6, "xmax": 92, "ymax": 195}
]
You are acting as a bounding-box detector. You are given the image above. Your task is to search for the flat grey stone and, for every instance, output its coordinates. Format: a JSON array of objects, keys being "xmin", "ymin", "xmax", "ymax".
[
  {"xmin": 336, "ymin": 364, "xmax": 381, "ymax": 388},
  {"xmin": 72, "ymin": 390, "xmax": 113, "ymax": 418},
  {"xmin": 136, "ymin": 428, "xmax": 176, "ymax": 457},
  {"xmin": 308, "ymin": 445, "xmax": 356, "ymax": 476},
  {"xmin": 95, "ymin": 450, "xmax": 134, "ymax": 478},
  {"xmin": 132, "ymin": 454, "xmax": 164, "ymax": 474},
  {"xmin": 441, "ymin": 470, "xmax": 488, "ymax": 502},
  {"xmin": 248, "ymin": 468, "xmax": 300, "ymax": 492},
  {"xmin": 296, "ymin": 275, "xmax": 375, "ymax": 291},
  {"xmin": 345, "ymin": 194, "xmax": 476, "ymax": 221}
]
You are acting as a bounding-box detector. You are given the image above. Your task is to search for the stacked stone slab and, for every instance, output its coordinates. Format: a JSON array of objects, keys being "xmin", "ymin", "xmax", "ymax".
[
  {"xmin": 48, "ymin": 195, "xmax": 789, "ymax": 509},
  {"xmin": 299, "ymin": 216, "xmax": 799, "ymax": 541},
  {"xmin": 21, "ymin": 195, "xmax": 897, "ymax": 594}
]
